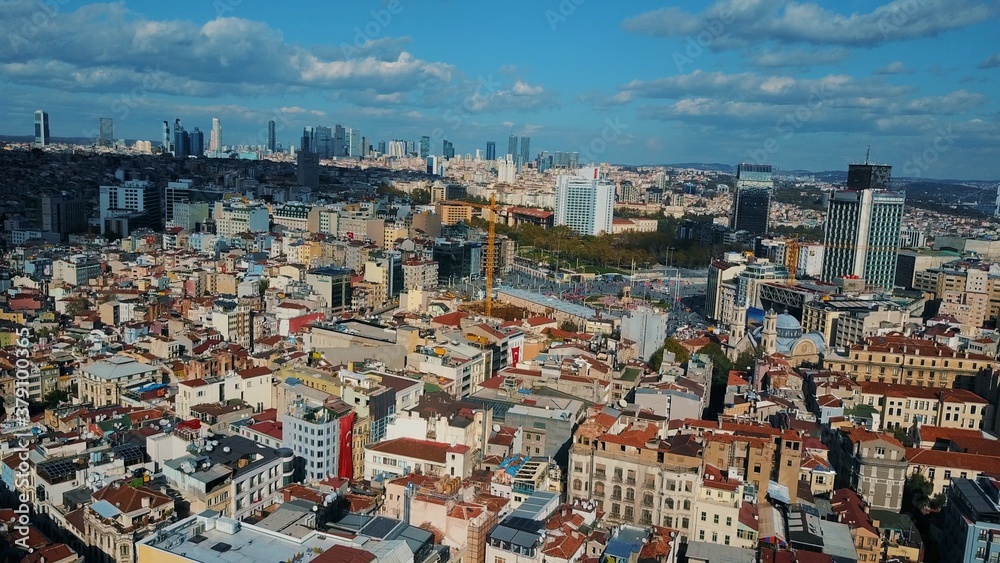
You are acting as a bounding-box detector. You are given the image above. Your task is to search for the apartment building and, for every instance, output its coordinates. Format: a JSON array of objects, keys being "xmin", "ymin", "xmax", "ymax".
[
  {"xmin": 855, "ymin": 381, "xmax": 988, "ymax": 430},
  {"xmin": 691, "ymin": 466, "xmax": 755, "ymax": 549},
  {"xmin": 364, "ymin": 437, "xmax": 473, "ymax": 480},
  {"xmin": 83, "ymin": 483, "xmax": 174, "ymax": 563},
  {"xmin": 801, "ymin": 299, "xmax": 908, "ymax": 348},
  {"xmin": 824, "ymin": 335, "xmax": 999, "ymax": 392},
  {"xmin": 568, "ymin": 412, "xmax": 701, "ymax": 540},
  {"xmin": 175, "ymin": 366, "xmax": 273, "ymax": 419},
  {"xmin": 829, "ymin": 427, "xmax": 908, "ymax": 511},
  {"xmin": 79, "ymin": 356, "xmax": 160, "ymax": 408}
]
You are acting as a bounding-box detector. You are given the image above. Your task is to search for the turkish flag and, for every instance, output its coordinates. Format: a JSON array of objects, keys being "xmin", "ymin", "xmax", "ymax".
[
  {"xmin": 339, "ymin": 412, "xmax": 356, "ymax": 479},
  {"xmin": 510, "ymin": 346, "xmax": 520, "ymax": 366}
]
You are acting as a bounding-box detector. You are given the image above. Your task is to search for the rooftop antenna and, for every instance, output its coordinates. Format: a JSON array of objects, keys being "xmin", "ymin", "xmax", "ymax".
[{"xmin": 864, "ymin": 145, "xmax": 871, "ymax": 165}]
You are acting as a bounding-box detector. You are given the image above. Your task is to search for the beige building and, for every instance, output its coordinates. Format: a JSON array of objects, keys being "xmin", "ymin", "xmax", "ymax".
[
  {"xmin": 824, "ymin": 335, "xmax": 999, "ymax": 391},
  {"xmin": 914, "ymin": 262, "xmax": 1000, "ymax": 322},
  {"xmin": 83, "ymin": 483, "xmax": 174, "ymax": 563},
  {"xmin": 855, "ymin": 381, "xmax": 988, "ymax": 430},
  {"xmin": 691, "ymin": 466, "xmax": 755, "ymax": 549},
  {"xmin": 801, "ymin": 298, "xmax": 908, "ymax": 348},
  {"xmin": 830, "ymin": 427, "xmax": 908, "ymax": 511},
  {"xmin": 436, "ymin": 201, "xmax": 474, "ymax": 225},
  {"xmin": 79, "ymin": 356, "xmax": 161, "ymax": 407},
  {"xmin": 568, "ymin": 410, "xmax": 701, "ymax": 541},
  {"xmin": 905, "ymin": 448, "xmax": 1000, "ymax": 497}
]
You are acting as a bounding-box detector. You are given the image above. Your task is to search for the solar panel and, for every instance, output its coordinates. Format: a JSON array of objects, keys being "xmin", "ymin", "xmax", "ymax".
[{"xmin": 361, "ymin": 516, "xmax": 401, "ymax": 539}]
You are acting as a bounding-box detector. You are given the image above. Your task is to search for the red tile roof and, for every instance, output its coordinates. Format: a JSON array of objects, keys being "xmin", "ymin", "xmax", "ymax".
[{"xmin": 906, "ymin": 448, "xmax": 1000, "ymax": 473}]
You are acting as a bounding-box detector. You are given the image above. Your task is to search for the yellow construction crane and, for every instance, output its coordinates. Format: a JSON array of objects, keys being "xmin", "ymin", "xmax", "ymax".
[
  {"xmin": 449, "ymin": 196, "xmax": 498, "ymax": 316},
  {"xmin": 785, "ymin": 236, "xmax": 800, "ymax": 282}
]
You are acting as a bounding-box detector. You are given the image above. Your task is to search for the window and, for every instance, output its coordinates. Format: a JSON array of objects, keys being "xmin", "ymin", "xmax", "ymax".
[
  {"xmin": 701, "ymin": 512, "xmax": 706, "ymax": 522},
  {"xmin": 726, "ymin": 516, "xmax": 732, "ymax": 527},
  {"xmin": 713, "ymin": 514, "xmax": 719, "ymax": 524}
]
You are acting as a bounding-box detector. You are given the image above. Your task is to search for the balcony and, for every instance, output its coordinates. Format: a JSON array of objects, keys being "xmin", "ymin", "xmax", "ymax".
[
  {"xmin": 625, "ymin": 477, "xmax": 636, "ymax": 485},
  {"xmin": 611, "ymin": 492, "xmax": 622, "ymax": 501},
  {"xmin": 612, "ymin": 473, "xmax": 624, "ymax": 483},
  {"xmin": 594, "ymin": 469, "xmax": 606, "ymax": 479},
  {"xmin": 642, "ymin": 497, "xmax": 654, "ymax": 507}
]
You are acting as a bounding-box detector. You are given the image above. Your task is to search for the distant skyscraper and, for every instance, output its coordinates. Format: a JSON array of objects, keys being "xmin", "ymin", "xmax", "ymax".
[
  {"xmin": 486, "ymin": 141, "xmax": 496, "ymax": 161},
  {"xmin": 507, "ymin": 136, "xmax": 518, "ymax": 161},
  {"xmin": 377, "ymin": 140, "xmax": 386, "ymax": 155},
  {"xmin": 426, "ymin": 155, "xmax": 438, "ymax": 176},
  {"xmin": 519, "ymin": 136, "xmax": 530, "ymax": 170},
  {"xmin": 210, "ymin": 117, "xmax": 221, "ymax": 152},
  {"xmin": 98, "ymin": 117, "xmax": 113, "ymax": 148},
  {"xmin": 190, "ymin": 127, "xmax": 204, "ymax": 156},
  {"xmin": 315, "ymin": 126, "xmax": 333, "ymax": 158},
  {"xmin": 162, "ymin": 121, "xmax": 171, "ymax": 152},
  {"xmin": 822, "ymin": 162, "xmax": 904, "ymax": 290},
  {"xmin": 301, "ymin": 126, "xmax": 315, "ymax": 153},
  {"xmin": 361, "ymin": 136, "xmax": 370, "ymax": 158},
  {"xmin": 267, "ymin": 120, "xmax": 276, "ymax": 152},
  {"xmin": 730, "ymin": 163, "xmax": 773, "ymax": 235},
  {"xmin": 34, "ymin": 110, "xmax": 49, "ymax": 147},
  {"xmin": 442, "ymin": 140, "xmax": 455, "ymax": 160},
  {"xmin": 555, "ymin": 167, "xmax": 615, "ymax": 236},
  {"xmin": 347, "ymin": 128, "xmax": 362, "ymax": 158},
  {"xmin": 334, "ymin": 124, "xmax": 347, "ymax": 157},
  {"xmin": 387, "ymin": 140, "xmax": 406, "ymax": 158},
  {"xmin": 173, "ymin": 119, "xmax": 189, "ymax": 158},
  {"xmin": 420, "ymin": 136, "xmax": 430, "ymax": 158}
]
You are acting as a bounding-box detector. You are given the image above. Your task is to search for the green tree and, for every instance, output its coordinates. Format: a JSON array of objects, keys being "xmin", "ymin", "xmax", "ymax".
[
  {"xmin": 697, "ymin": 342, "xmax": 733, "ymax": 386},
  {"xmin": 649, "ymin": 347, "xmax": 665, "ymax": 372},
  {"xmin": 65, "ymin": 298, "xmax": 87, "ymax": 318},
  {"xmin": 663, "ymin": 338, "xmax": 691, "ymax": 365},
  {"xmin": 40, "ymin": 389, "xmax": 70, "ymax": 409},
  {"xmin": 904, "ymin": 473, "xmax": 933, "ymax": 511},
  {"xmin": 559, "ymin": 320, "xmax": 579, "ymax": 332},
  {"xmin": 928, "ymin": 493, "xmax": 947, "ymax": 510},
  {"xmin": 411, "ymin": 188, "xmax": 432, "ymax": 205}
]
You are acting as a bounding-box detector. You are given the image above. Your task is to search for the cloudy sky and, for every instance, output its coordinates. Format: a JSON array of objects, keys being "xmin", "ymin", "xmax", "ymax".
[{"xmin": 1, "ymin": 0, "xmax": 998, "ymax": 179}]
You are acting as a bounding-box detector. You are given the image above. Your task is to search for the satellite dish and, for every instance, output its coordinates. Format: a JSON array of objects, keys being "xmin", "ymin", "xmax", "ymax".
[
  {"xmin": 492, "ymin": 424, "xmax": 501, "ymax": 432},
  {"xmin": 617, "ymin": 399, "xmax": 627, "ymax": 408}
]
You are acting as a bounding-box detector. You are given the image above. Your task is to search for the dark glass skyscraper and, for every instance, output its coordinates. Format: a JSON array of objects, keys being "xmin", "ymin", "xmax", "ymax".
[
  {"xmin": 443, "ymin": 139, "xmax": 455, "ymax": 159},
  {"xmin": 98, "ymin": 117, "xmax": 113, "ymax": 148},
  {"xmin": 34, "ymin": 110, "xmax": 50, "ymax": 147},
  {"xmin": 507, "ymin": 135, "xmax": 518, "ymax": 160},
  {"xmin": 419, "ymin": 136, "xmax": 430, "ymax": 158},
  {"xmin": 730, "ymin": 163, "xmax": 773, "ymax": 235},
  {"xmin": 519, "ymin": 136, "xmax": 530, "ymax": 168},
  {"xmin": 486, "ymin": 141, "xmax": 496, "ymax": 161},
  {"xmin": 190, "ymin": 127, "xmax": 204, "ymax": 156}
]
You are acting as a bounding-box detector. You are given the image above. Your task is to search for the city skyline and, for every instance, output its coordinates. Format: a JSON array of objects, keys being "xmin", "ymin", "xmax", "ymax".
[{"xmin": 1, "ymin": 1, "xmax": 999, "ymax": 178}]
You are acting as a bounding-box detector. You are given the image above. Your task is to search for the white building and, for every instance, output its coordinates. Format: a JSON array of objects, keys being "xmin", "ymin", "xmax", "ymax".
[
  {"xmin": 621, "ymin": 306, "xmax": 671, "ymax": 361},
  {"xmin": 364, "ymin": 437, "xmax": 473, "ymax": 480},
  {"xmin": 52, "ymin": 255, "xmax": 102, "ymax": 286},
  {"xmin": 175, "ymin": 366, "xmax": 274, "ymax": 419},
  {"xmin": 282, "ymin": 398, "xmax": 354, "ymax": 482},
  {"xmin": 214, "ymin": 199, "xmax": 271, "ymax": 238},
  {"xmin": 554, "ymin": 166, "xmax": 615, "ymax": 236},
  {"xmin": 99, "ymin": 180, "xmax": 160, "ymax": 235}
]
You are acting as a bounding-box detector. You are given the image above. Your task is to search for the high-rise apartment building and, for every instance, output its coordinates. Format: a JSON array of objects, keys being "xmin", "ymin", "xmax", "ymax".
[
  {"xmin": 98, "ymin": 117, "xmax": 113, "ymax": 148},
  {"xmin": 443, "ymin": 139, "xmax": 455, "ymax": 160},
  {"xmin": 267, "ymin": 120, "xmax": 276, "ymax": 152},
  {"xmin": 486, "ymin": 141, "xmax": 496, "ymax": 161},
  {"xmin": 554, "ymin": 167, "xmax": 615, "ymax": 236},
  {"xmin": 210, "ymin": 117, "xmax": 222, "ymax": 152},
  {"xmin": 297, "ymin": 150, "xmax": 320, "ymax": 188},
  {"xmin": 730, "ymin": 163, "xmax": 773, "ymax": 235},
  {"xmin": 161, "ymin": 120, "xmax": 171, "ymax": 153},
  {"xmin": 822, "ymin": 163, "xmax": 904, "ymax": 290},
  {"xmin": 420, "ymin": 135, "xmax": 430, "ymax": 158},
  {"xmin": 41, "ymin": 193, "xmax": 87, "ymax": 241},
  {"xmin": 34, "ymin": 110, "xmax": 50, "ymax": 147}
]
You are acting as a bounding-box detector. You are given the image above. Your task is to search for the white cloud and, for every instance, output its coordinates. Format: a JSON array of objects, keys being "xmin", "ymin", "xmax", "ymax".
[{"xmin": 875, "ymin": 61, "xmax": 915, "ymax": 74}]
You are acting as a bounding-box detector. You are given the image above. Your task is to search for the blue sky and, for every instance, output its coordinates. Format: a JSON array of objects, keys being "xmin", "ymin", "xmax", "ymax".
[{"xmin": 1, "ymin": 0, "xmax": 998, "ymax": 179}]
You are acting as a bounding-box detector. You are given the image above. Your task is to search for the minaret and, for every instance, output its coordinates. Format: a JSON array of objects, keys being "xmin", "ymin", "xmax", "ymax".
[{"xmin": 762, "ymin": 309, "xmax": 778, "ymax": 355}]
